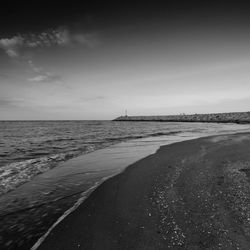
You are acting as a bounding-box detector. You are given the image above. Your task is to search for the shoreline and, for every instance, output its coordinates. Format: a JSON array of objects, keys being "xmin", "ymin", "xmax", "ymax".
[
  {"xmin": 37, "ymin": 132, "xmax": 250, "ymax": 249},
  {"xmin": 31, "ymin": 174, "xmax": 116, "ymax": 250},
  {"xmin": 29, "ymin": 132, "xmax": 219, "ymax": 249},
  {"xmin": 3, "ymin": 133, "xmax": 196, "ymax": 249}
]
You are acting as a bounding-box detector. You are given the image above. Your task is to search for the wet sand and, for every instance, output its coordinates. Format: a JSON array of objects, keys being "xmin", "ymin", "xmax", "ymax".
[{"xmin": 37, "ymin": 133, "xmax": 250, "ymax": 249}]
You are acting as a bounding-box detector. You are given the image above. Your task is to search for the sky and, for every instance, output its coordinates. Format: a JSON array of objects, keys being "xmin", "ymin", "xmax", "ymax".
[{"xmin": 1, "ymin": 1, "xmax": 250, "ymax": 120}]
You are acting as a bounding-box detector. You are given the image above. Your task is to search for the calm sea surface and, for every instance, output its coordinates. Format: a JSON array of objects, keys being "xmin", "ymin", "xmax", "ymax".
[{"xmin": 1, "ymin": 120, "xmax": 250, "ymax": 196}]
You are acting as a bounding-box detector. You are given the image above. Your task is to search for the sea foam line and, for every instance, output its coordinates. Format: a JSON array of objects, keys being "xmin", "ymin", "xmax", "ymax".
[{"xmin": 31, "ymin": 173, "xmax": 118, "ymax": 250}]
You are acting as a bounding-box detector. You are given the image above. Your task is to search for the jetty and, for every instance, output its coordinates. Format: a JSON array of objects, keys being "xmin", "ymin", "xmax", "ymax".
[{"xmin": 113, "ymin": 111, "xmax": 250, "ymax": 124}]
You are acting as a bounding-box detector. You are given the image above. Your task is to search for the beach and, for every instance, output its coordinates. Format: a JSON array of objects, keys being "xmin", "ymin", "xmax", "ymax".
[
  {"xmin": 3, "ymin": 121, "xmax": 249, "ymax": 249},
  {"xmin": 36, "ymin": 132, "xmax": 250, "ymax": 249}
]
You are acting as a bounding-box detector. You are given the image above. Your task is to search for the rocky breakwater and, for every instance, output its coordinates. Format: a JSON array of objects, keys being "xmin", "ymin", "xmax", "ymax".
[{"xmin": 114, "ymin": 112, "xmax": 250, "ymax": 124}]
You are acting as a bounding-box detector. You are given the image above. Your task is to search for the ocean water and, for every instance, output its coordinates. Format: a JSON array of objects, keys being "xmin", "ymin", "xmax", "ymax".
[{"xmin": 1, "ymin": 120, "xmax": 250, "ymax": 197}]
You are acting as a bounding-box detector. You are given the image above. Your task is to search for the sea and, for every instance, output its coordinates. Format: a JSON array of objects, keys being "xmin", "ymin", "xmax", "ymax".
[{"xmin": 1, "ymin": 120, "xmax": 250, "ymax": 249}]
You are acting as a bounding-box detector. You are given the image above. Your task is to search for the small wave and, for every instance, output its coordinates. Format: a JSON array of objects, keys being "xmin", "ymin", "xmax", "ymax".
[
  {"xmin": 105, "ymin": 131, "xmax": 181, "ymax": 142},
  {"xmin": 149, "ymin": 131, "xmax": 182, "ymax": 137},
  {"xmin": 0, "ymin": 129, "xmax": 184, "ymax": 197},
  {"xmin": 0, "ymin": 129, "xmax": 182, "ymax": 197},
  {"xmin": 30, "ymin": 152, "xmax": 49, "ymax": 157},
  {"xmin": 43, "ymin": 138, "xmax": 75, "ymax": 143},
  {"xmin": 0, "ymin": 144, "xmax": 104, "ymax": 196},
  {"xmin": 0, "ymin": 154, "xmax": 69, "ymax": 196},
  {"xmin": 105, "ymin": 135, "xmax": 144, "ymax": 141}
]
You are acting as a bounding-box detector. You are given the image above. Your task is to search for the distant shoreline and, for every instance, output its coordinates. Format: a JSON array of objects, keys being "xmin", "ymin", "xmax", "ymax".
[{"xmin": 114, "ymin": 111, "xmax": 250, "ymax": 124}]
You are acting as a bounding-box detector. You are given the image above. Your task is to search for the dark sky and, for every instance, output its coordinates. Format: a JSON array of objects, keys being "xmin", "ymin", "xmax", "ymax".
[
  {"xmin": 2, "ymin": 1, "xmax": 250, "ymax": 34},
  {"xmin": 1, "ymin": 1, "xmax": 250, "ymax": 119}
]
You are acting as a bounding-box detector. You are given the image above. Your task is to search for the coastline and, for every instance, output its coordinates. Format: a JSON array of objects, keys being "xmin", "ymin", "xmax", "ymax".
[
  {"xmin": 2, "ymin": 133, "xmax": 200, "ymax": 249},
  {"xmin": 37, "ymin": 132, "xmax": 250, "ymax": 249}
]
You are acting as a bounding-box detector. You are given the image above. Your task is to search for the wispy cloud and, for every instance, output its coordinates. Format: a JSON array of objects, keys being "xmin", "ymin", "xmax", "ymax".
[
  {"xmin": 28, "ymin": 73, "xmax": 61, "ymax": 84},
  {"xmin": 0, "ymin": 97, "xmax": 29, "ymax": 108},
  {"xmin": 0, "ymin": 27, "xmax": 98, "ymax": 58},
  {"xmin": 0, "ymin": 27, "xmax": 98, "ymax": 84},
  {"xmin": 26, "ymin": 59, "xmax": 62, "ymax": 84},
  {"xmin": 0, "ymin": 36, "xmax": 23, "ymax": 58}
]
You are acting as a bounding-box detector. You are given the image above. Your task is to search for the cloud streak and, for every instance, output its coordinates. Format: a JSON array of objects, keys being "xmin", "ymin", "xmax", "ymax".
[
  {"xmin": 0, "ymin": 97, "xmax": 29, "ymax": 108},
  {"xmin": 0, "ymin": 27, "xmax": 98, "ymax": 84},
  {"xmin": 0, "ymin": 27, "xmax": 98, "ymax": 58},
  {"xmin": 26, "ymin": 60, "xmax": 62, "ymax": 84},
  {"xmin": 28, "ymin": 73, "xmax": 61, "ymax": 84},
  {"xmin": 0, "ymin": 36, "xmax": 23, "ymax": 58}
]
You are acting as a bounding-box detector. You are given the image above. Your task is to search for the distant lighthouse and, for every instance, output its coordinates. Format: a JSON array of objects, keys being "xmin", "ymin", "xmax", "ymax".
[{"xmin": 125, "ymin": 109, "xmax": 128, "ymax": 117}]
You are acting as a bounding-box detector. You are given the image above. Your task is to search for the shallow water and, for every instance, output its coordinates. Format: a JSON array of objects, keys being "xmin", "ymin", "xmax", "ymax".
[{"xmin": 2, "ymin": 120, "xmax": 250, "ymax": 196}]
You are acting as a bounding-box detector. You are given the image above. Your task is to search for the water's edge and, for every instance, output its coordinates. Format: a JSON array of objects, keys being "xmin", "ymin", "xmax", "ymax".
[
  {"xmin": 2, "ymin": 121, "xmax": 250, "ymax": 249},
  {"xmin": 31, "ymin": 132, "xmax": 241, "ymax": 249}
]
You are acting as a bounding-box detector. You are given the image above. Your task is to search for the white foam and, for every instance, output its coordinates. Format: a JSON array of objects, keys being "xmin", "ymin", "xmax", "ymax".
[{"xmin": 31, "ymin": 174, "xmax": 117, "ymax": 250}]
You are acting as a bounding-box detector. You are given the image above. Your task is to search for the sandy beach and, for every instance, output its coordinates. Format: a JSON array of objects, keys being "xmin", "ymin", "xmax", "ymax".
[{"xmin": 36, "ymin": 132, "xmax": 250, "ymax": 249}]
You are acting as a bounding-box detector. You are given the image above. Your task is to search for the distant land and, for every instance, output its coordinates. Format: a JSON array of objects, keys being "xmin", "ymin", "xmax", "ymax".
[{"xmin": 114, "ymin": 111, "xmax": 250, "ymax": 124}]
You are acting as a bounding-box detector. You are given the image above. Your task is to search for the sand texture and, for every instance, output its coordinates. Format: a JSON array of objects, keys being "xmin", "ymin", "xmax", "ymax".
[{"xmin": 38, "ymin": 133, "xmax": 250, "ymax": 249}]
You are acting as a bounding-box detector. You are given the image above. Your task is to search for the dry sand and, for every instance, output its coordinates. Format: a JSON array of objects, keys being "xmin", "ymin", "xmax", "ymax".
[{"xmin": 38, "ymin": 133, "xmax": 250, "ymax": 249}]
